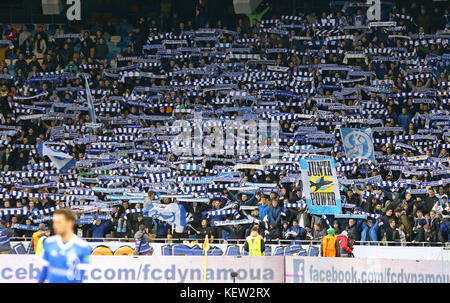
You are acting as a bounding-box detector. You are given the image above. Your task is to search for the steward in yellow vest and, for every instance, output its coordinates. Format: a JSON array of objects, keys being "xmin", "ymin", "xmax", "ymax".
[
  {"xmin": 32, "ymin": 231, "xmax": 44, "ymax": 252},
  {"xmin": 321, "ymin": 228, "xmax": 341, "ymax": 257},
  {"xmin": 244, "ymin": 226, "xmax": 265, "ymax": 256},
  {"xmin": 32, "ymin": 223, "xmax": 48, "ymax": 253},
  {"xmin": 35, "ymin": 233, "xmax": 48, "ymax": 256},
  {"xmin": 35, "ymin": 228, "xmax": 50, "ymax": 256}
]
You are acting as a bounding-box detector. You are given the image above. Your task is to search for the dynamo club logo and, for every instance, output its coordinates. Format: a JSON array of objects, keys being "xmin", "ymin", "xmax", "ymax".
[{"xmin": 340, "ymin": 128, "xmax": 375, "ymax": 161}]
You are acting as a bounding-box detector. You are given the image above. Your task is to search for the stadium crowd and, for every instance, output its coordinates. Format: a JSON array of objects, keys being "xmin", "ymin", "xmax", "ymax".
[{"xmin": 1, "ymin": 1, "xmax": 450, "ymax": 255}]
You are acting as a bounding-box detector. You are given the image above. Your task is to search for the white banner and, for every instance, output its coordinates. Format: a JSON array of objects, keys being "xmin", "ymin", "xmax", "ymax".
[
  {"xmin": 353, "ymin": 246, "xmax": 444, "ymax": 261},
  {"xmin": 444, "ymin": 249, "xmax": 450, "ymax": 262},
  {"xmin": 0, "ymin": 255, "xmax": 284, "ymax": 283},
  {"xmin": 285, "ymin": 256, "xmax": 450, "ymax": 283}
]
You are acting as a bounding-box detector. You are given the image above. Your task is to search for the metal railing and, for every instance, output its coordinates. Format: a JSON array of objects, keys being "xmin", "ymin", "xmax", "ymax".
[{"xmin": 10, "ymin": 237, "xmax": 450, "ymax": 247}]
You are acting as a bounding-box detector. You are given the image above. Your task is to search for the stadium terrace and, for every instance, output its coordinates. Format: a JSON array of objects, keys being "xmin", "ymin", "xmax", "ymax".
[{"xmin": 0, "ymin": 0, "xmax": 449, "ymax": 285}]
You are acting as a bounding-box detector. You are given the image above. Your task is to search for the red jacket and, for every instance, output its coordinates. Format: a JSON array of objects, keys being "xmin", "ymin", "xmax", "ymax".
[
  {"xmin": 6, "ymin": 28, "xmax": 17, "ymax": 42},
  {"xmin": 337, "ymin": 235, "xmax": 352, "ymax": 254}
]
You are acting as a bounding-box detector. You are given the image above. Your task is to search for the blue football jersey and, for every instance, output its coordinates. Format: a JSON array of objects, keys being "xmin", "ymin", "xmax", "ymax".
[{"xmin": 39, "ymin": 235, "xmax": 91, "ymax": 283}]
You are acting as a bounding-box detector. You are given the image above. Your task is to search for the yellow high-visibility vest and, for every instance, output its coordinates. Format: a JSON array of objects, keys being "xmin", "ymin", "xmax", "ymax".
[
  {"xmin": 32, "ymin": 231, "xmax": 45, "ymax": 252},
  {"xmin": 246, "ymin": 235, "xmax": 264, "ymax": 256},
  {"xmin": 35, "ymin": 235, "xmax": 47, "ymax": 256}
]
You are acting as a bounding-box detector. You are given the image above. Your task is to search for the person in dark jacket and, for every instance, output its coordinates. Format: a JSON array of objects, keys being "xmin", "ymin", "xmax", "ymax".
[
  {"xmin": 265, "ymin": 221, "xmax": 282, "ymax": 244},
  {"xmin": 155, "ymin": 219, "xmax": 170, "ymax": 241},
  {"xmin": 14, "ymin": 53, "xmax": 28, "ymax": 74},
  {"xmin": 284, "ymin": 219, "xmax": 306, "ymax": 244},
  {"xmin": 79, "ymin": 40, "xmax": 91, "ymax": 60},
  {"xmin": 412, "ymin": 219, "xmax": 426, "ymax": 244},
  {"xmin": 43, "ymin": 53, "xmax": 58, "ymax": 71},
  {"xmin": 397, "ymin": 107, "xmax": 412, "ymax": 130},
  {"xmin": 185, "ymin": 201, "xmax": 205, "ymax": 230},
  {"xmin": 17, "ymin": 218, "xmax": 35, "ymax": 238},
  {"xmin": 0, "ymin": 148, "xmax": 14, "ymax": 171},
  {"xmin": 429, "ymin": 210, "xmax": 444, "ymax": 243},
  {"xmin": 385, "ymin": 219, "xmax": 400, "ymax": 245},
  {"xmin": 13, "ymin": 151, "xmax": 28, "ymax": 171},
  {"xmin": 132, "ymin": 214, "xmax": 151, "ymax": 235},
  {"xmin": 221, "ymin": 223, "xmax": 245, "ymax": 243},
  {"xmin": 20, "ymin": 36, "xmax": 35, "ymax": 58},
  {"xmin": 89, "ymin": 219, "xmax": 111, "ymax": 241},
  {"xmin": 346, "ymin": 218, "xmax": 361, "ymax": 241},
  {"xmin": 268, "ymin": 199, "xmax": 282, "ymax": 227},
  {"xmin": 423, "ymin": 224, "xmax": 433, "ymax": 246},
  {"xmin": 312, "ymin": 222, "xmax": 326, "ymax": 240},
  {"xmin": 380, "ymin": 208, "xmax": 395, "ymax": 235},
  {"xmin": 207, "ymin": 200, "xmax": 227, "ymax": 240},
  {"xmin": 197, "ymin": 219, "xmax": 213, "ymax": 241},
  {"xmin": 424, "ymin": 189, "xmax": 439, "ymax": 214},
  {"xmin": 346, "ymin": 188, "xmax": 361, "ymax": 207},
  {"xmin": 94, "ymin": 38, "xmax": 109, "ymax": 60},
  {"xmin": 57, "ymin": 43, "xmax": 73, "ymax": 68}
]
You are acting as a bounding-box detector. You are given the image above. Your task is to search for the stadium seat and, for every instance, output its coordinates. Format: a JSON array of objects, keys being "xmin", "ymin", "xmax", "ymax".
[
  {"xmin": 48, "ymin": 24, "xmax": 59, "ymax": 31},
  {"xmin": 37, "ymin": 24, "xmax": 48, "ymax": 30},
  {"xmin": 297, "ymin": 250, "xmax": 307, "ymax": 256},
  {"xmin": 6, "ymin": 53, "xmax": 17, "ymax": 60},
  {"xmin": 45, "ymin": 30, "xmax": 55, "ymax": 37},
  {"xmin": 11, "ymin": 24, "xmax": 23, "ymax": 31},
  {"xmin": 118, "ymin": 40, "xmax": 129, "ymax": 48}
]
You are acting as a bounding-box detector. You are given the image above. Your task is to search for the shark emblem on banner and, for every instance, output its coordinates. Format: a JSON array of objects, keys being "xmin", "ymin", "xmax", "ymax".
[{"xmin": 309, "ymin": 176, "xmax": 333, "ymax": 192}]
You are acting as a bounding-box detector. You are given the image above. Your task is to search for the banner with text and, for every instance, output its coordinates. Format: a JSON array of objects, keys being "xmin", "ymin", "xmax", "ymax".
[
  {"xmin": 300, "ymin": 158, "xmax": 342, "ymax": 215},
  {"xmin": 285, "ymin": 256, "xmax": 450, "ymax": 283},
  {"xmin": 0, "ymin": 255, "xmax": 284, "ymax": 283}
]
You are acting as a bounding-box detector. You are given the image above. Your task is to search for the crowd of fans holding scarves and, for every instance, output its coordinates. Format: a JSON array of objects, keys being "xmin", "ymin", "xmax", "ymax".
[{"xmin": 1, "ymin": 1, "xmax": 450, "ymax": 257}]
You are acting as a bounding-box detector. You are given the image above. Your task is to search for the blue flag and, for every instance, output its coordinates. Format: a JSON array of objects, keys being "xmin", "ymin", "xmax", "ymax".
[
  {"xmin": 340, "ymin": 128, "xmax": 375, "ymax": 161},
  {"xmin": 144, "ymin": 203, "xmax": 187, "ymax": 233},
  {"xmin": 37, "ymin": 142, "xmax": 76, "ymax": 173}
]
